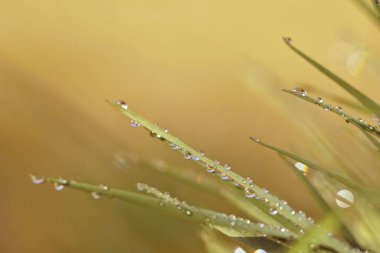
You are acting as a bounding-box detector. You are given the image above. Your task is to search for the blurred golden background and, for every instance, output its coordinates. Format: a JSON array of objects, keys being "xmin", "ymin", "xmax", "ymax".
[{"xmin": 1, "ymin": 0, "xmax": 379, "ymax": 252}]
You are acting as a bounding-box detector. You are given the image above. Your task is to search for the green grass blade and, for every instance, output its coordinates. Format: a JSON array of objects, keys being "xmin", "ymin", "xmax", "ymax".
[
  {"xmin": 34, "ymin": 176, "xmax": 296, "ymax": 244},
  {"xmin": 282, "ymin": 89, "xmax": 380, "ymax": 137},
  {"xmin": 249, "ymin": 138, "xmax": 380, "ymax": 202},
  {"xmin": 283, "ymin": 38, "xmax": 380, "ymax": 116},
  {"xmin": 107, "ymin": 100, "xmax": 315, "ymax": 232},
  {"xmin": 143, "ymin": 159, "xmax": 286, "ymax": 228}
]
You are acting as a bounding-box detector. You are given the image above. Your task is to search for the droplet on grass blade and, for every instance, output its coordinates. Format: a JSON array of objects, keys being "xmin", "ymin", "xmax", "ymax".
[
  {"xmin": 54, "ymin": 183, "xmax": 64, "ymax": 191},
  {"xmin": 129, "ymin": 120, "xmax": 140, "ymax": 128},
  {"xmin": 234, "ymin": 247, "xmax": 247, "ymax": 253},
  {"xmin": 30, "ymin": 174, "xmax": 45, "ymax": 185},
  {"xmin": 335, "ymin": 189, "xmax": 354, "ymax": 208},
  {"xmin": 254, "ymin": 249, "xmax": 267, "ymax": 253},
  {"xmin": 291, "ymin": 87, "xmax": 307, "ymax": 96},
  {"xmin": 91, "ymin": 192, "xmax": 101, "ymax": 200},
  {"xmin": 294, "ymin": 162, "xmax": 309, "ymax": 176},
  {"xmin": 115, "ymin": 100, "xmax": 128, "ymax": 110}
]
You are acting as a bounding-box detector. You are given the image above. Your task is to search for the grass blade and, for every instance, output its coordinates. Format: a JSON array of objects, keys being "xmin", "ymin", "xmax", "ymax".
[
  {"xmin": 282, "ymin": 89, "xmax": 380, "ymax": 137},
  {"xmin": 34, "ymin": 176, "xmax": 297, "ymax": 246},
  {"xmin": 249, "ymin": 137, "xmax": 380, "ymax": 202},
  {"xmin": 283, "ymin": 38, "xmax": 380, "ymax": 117},
  {"xmin": 108, "ymin": 100, "xmax": 314, "ymax": 232}
]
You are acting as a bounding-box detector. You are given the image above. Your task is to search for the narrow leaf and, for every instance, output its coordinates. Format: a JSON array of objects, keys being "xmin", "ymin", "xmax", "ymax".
[{"xmin": 283, "ymin": 38, "xmax": 380, "ymax": 116}]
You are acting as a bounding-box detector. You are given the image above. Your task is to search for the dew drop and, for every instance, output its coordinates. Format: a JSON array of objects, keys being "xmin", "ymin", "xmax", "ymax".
[
  {"xmin": 244, "ymin": 188, "xmax": 255, "ymax": 198},
  {"xmin": 224, "ymin": 163, "xmax": 231, "ymax": 170},
  {"xmin": 280, "ymin": 227, "xmax": 287, "ymax": 233},
  {"xmin": 99, "ymin": 184, "xmax": 109, "ymax": 191},
  {"xmin": 291, "ymin": 87, "xmax": 307, "ymax": 96},
  {"xmin": 234, "ymin": 247, "xmax": 247, "ymax": 253},
  {"xmin": 136, "ymin": 183, "xmax": 145, "ymax": 192},
  {"xmin": 115, "ymin": 100, "xmax": 128, "ymax": 110},
  {"xmin": 262, "ymin": 188, "xmax": 269, "ymax": 194},
  {"xmin": 184, "ymin": 152, "xmax": 192, "ymax": 160},
  {"xmin": 230, "ymin": 221, "xmax": 236, "ymax": 226},
  {"xmin": 220, "ymin": 173, "xmax": 230, "ymax": 180},
  {"xmin": 254, "ymin": 249, "xmax": 267, "ymax": 253},
  {"xmin": 315, "ymin": 97, "xmax": 323, "ymax": 103},
  {"xmin": 257, "ymin": 223, "xmax": 265, "ymax": 228},
  {"xmin": 159, "ymin": 200, "xmax": 165, "ymax": 207},
  {"xmin": 185, "ymin": 210, "xmax": 193, "ymax": 216},
  {"xmin": 294, "ymin": 162, "xmax": 309, "ymax": 176},
  {"xmin": 335, "ymin": 189, "xmax": 354, "ymax": 208},
  {"xmin": 129, "ymin": 120, "xmax": 140, "ymax": 128},
  {"xmin": 170, "ymin": 143, "xmax": 181, "ymax": 150},
  {"xmin": 163, "ymin": 128, "xmax": 169, "ymax": 133},
  {"xmin": 91, "ymin": 192, "xmax": 101, "ymax": 199},
  {"xmin": 324, "ymin": 105, "xmax": 332, "ymax": 111},
  {"xmin": 30, "ymin": 174, "xmax": 45, "ymax": 185},
  {"xmin": 206, "ymin": 164, "xmax": 215, "ymax": 173},
  {"xmin": 269, "ymin": 208, "xmax": 278, "ymax": 216},
  {"xmin": 54, "ymin": 183, "xmax": 64, "ymax": 191}
]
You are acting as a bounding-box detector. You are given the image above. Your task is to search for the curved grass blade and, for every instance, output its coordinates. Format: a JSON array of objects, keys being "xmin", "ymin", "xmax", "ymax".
[
  {"xmin": 371, "ymin": 0, "xmax": 380, "ymax": 19},
  {"xmin": 282, "ymin": 89, "xmax": 380, "ymax": 137},
  {"xmin": 143, "ymin": 160, "xmax": 285, "ymax": 228},
  {"xmin": 107, "ymin": 100, "xmax": 314, "ymax": 232},
  {"xmin": 282, "ymin": 38, "xmax": 380, "ymax": 116},
  {"xmin": 33, "ymin": 176, "xmax": 297, "ymax": 245},
  {"xmin": 249, "ymin": 138, "xmax": 380, "ymax": 203}
]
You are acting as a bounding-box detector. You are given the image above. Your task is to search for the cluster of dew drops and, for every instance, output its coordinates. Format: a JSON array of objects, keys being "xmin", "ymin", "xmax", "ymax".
[
  {"xmin": 289, "ymin": 88, "xmax": 380, "ymax": 133},
  {"xmin": 30, "ymin": 174, "xmax": 110, "ymax": 200},
  {"xmin": 115, "ymin": 99, "xmax": 316, "ymax": 229},
  {"xmin": 135, "ymin": 183, "xmax": 294, "ymax": 238}
]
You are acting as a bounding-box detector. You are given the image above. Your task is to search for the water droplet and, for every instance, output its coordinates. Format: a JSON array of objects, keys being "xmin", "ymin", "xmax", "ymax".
[
  {"xmin": 324, "ymin": 105, "xmax": 332, "ymax": 111},
  {"xmin": 170, "ymin": 143, "xmax": 181, "ymax": 150},
  {"xmin": 163, "ymin": 128, "xmax": 169, "ymax": 133},
  {"xmin": 257, "ymin": 223, "xmax": 265, "ymax": 228},
  {"xmin": 115, "ymin": 100, "xmax": 128, "ymax": 110},
  {"xmin": 91, "ymin": 192, "xmax": 101, "ymax": 199},
  {"xmin": 129, "ymin": 120, "xmax": 140, "ymax": 128},
  {"xmin": 184, "ymin": 152, "xmax": 192, "ymax": 160},
  {"xmin": 219, "ymin": 173, "xmax": 230, "ymax": 180},
  {"xmin": 30, "ymin": 174, "xmax": 45, "ymax": 184},
  {"xmin": 290, "ymin": 210, "xmax": 296, "ymax": 215},
  {"xmin": 234, "ymin": 247, "xmax": 247, "ymax": 253},
  {"xmin": 136, "ymin": 183, "xmax": 145, "ymax": 192},
  {"xmin": 150, "ymin": 131, "xmax": 165, "ymax": 140},
  {"xmin": 335, "ymin": 189, "xmax": 354, "ymax": 208},
  {"xmin": 254, "ymin": 249, "xmax": 267, "ymax": 253},
  {"xmin": 54, "ymin": 183, "xmax": 64, "ymax": 191},
  {"xmin": 158, "ymin": 200, "xmax": 165, "ymax": 207},
  {"xmin": 206, "ymin": 164, "xmax": 215, "ymax": 173},
  {"xmin": 224, "ymin": 163, "xmax": 231, "ymax": 170},
  {"xmin": 244, "ymin": 188, "xmax": 255, "ymax": 198},
  {"xmin": 262, "ymin": 188, "xmax": 269, "ymax": 194},
  {"xmin": 269, "ymin": 208, "xmax": 278, "ymax": 215},
  {"xmin": 280, "ymin": 227, "xmax": 287, "ymax": 233},
  {"xmin": 99, "ymin": 184, "xmax": 109, "ymax": 191},
  {"xmin": 245, "ymin": 219, "xmax": 251, "ymax": 224},
  {"xmin": 282, "ymin": 36, "xmax": 292, "ymax": 44},
  {"xmin": 250, "ymin": 137, "xmax": 260, "ymax": 143},
  {"xmin": 315, "ymin": 97, "xmax": 323, "ymax": 104},
  {"xmin": 336, "ymin": 106, "xmax": 343, "ymax": 111},
  {"xmin": 57, "ymin": 178, "xmax": 68, "ymax": 185},
  {"xmin": 230, "ymin": 221, "xmax": 236, "ymax": 226},
  {"xmin": 294, "ymin": 162, "xmax": 309, "ymax": 176},
  {"xmin": 291, "ymin": 87, "xmax": 307, "ymax": 96},
  {"xmin": 185, "ymin": 210, "xmax": 192, "ymax": 216}
]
